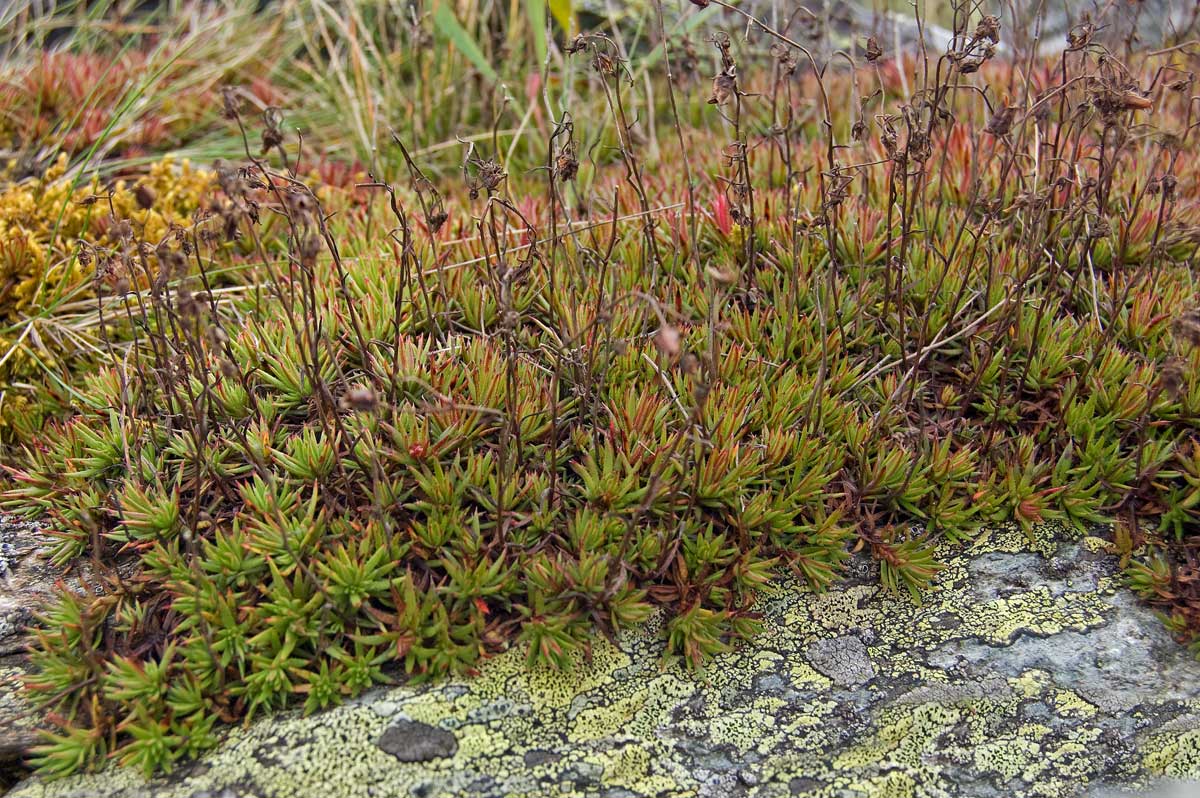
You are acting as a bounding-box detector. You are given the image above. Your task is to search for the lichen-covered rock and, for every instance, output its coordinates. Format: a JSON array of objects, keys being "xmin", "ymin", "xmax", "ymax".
[
  {"xmin": 9, "ymin": 524, "xmax": 1200, "ymax": 797},
  {"xmin": 0, "ymin": 517, "xmax": 58, "ymax": 763},
  {"xmin": 733, "ymin": 0, "xmax": 1194, "ymax": 59}
]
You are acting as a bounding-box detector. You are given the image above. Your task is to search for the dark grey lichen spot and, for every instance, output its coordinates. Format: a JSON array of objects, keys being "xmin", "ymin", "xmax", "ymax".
[
  {"xmin": 522, "ymin": 749, "xmax": 562, "ymax": 767},
  {"xmin": 376, "ymin": 720, "xmax": 458, "ymax": 762},
  {"xmin": 804, "ymin": 635, "xmax": 876, "ymax": 687},
  {"xmin": 788, "ymin": 775, "xmax": 824, "ymax": 794}
]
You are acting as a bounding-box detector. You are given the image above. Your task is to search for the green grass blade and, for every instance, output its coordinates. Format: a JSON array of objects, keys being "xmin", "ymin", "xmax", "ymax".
[
  {"xmin": 526, "ymin": 0, "xmax": 547, "ymax": 65},
  {"xmin": 432, "ymin": 2, "xmax": 499, "ymax": 83}
]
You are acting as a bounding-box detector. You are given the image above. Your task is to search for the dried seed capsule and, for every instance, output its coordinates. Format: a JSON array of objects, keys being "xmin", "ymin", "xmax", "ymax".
[
  {"xmin": 974, "ymin": 15, "xmax": 1000, "ymax": 44},
  {"xmin": 705, "ymin": 265, "xmax": 738, "ymax": 286},
  {"xmin": 1161, "ymin": 358, "xmax": 1188, "ymax": 400},
  {"xmin": 864, "ymin": 36, "xmax": 883, "ymax": 63},
  {"xmin": 262, "ymin": 126, "xmax": 283, "ymax": 154},
  {"xmin": 555, "ymin": 148, "xmax": 579, "ymax": 181},
  {"xmin": 110, "ymin": 219, "xmax": 133, "ymax": 241},
  {"xmin": 986, "ymin": 102, "xmax": 1017, "ymax": 137},
  {"xmin": 1172, "ymin": 311, "xmax": 1200, "ymax": 347},
  {"xmin": 654, "ymin": 324, "xmax": 682, "ymax": 359},
  {"xmin": 708, "ymin": 71, "xmax": 737, "ymax": 106},
  {"xmin": 134, "ymin": 183, "xmax": 156, "ymax": 210},
  {"xmin": 340, "ymin": 385, "xmax": 379, "ymax": 413}
]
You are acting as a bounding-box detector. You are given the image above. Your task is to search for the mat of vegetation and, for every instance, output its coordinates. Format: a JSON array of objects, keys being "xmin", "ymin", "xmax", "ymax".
[{"xmin": 1, "ymin": 0, "xmax": 1200, "ymax": 781}]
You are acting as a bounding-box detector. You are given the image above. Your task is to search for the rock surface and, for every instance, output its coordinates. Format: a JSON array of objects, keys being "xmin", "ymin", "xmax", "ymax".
[
  {"xmin": 0, "ymin": 516, "xmax": 59, "ymax": 764},
  {"xmin": 729, "ymin": 0, "xmax": 1195, "ymax": 58},
  {"xmin": 8, "ymin": 523, "xmax": 1200, "ymax": 797},
  {"xmin": 377, "ymin": 719, "xmax": 460, "ymax": 763}
]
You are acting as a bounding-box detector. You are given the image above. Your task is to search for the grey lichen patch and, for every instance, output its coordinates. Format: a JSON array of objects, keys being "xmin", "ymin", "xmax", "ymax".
[
  {"xmin": 377, "ymin": 719, "xmax": 459, "ymax": 762},
  {"xmin": 0, "ymin": 518, "xmax": 54, "ymax": 659},
  {"xmin": 804, "ymin": 635, "xmax": 875, "ymax": 687},
  {"xmin": 10, "ymin": 523, "xmax": 1200, "ymax": 798},
  {"xmin": 0, "ymin": 666, "xmax": 40, "ymax": 762},
  {"xmin": 1, "ymin": 519, "xmax": 64, "ymax": 762}
]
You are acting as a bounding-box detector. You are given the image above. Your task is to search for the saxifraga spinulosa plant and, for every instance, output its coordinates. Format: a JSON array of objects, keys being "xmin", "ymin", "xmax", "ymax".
[{"xmin": 3, "ymin": 0, "xmax": 1200, "ymax": 778}]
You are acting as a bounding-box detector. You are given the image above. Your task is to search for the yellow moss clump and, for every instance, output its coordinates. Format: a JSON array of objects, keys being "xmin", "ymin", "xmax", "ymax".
[
  {"xmin": 0, "ymin": 154, "xmax": 213, "ymax": 321},
  {"xmin": 0, "ymin": 154, "xmax": 214, "ymax": 434}
]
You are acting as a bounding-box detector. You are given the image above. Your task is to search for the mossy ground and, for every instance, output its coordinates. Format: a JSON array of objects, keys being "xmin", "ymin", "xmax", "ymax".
[{"xmin": 2, "ymin": 0, "xmax": 1200, "ymax": 782}]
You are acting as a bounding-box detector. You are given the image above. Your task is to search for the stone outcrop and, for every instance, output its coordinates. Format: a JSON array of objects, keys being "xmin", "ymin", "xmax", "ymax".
[
  {"xmin": 726, "ymin": 0, "xmax": 1195, "ymax": 59},
  {"xmin": 0, "ymin": 517, "xmax": 58, "ymax": 765},
  {"xmin": 7, "ymin": 523, "xmax": 1200, "ymax": 797}
]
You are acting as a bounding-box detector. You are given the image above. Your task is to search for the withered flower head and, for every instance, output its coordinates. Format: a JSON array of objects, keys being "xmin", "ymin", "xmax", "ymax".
[
  {"xmin": 261, "ymin": 107, "xmax": 285, "ymax": 154},
  {"xmin": 298, "ymin": 234, "xmax": 322, "ymax": 267},
  {"xmin": 973, "ymin": 15, "xmax": 1000, "ymax": 44},
  {"xmin": 286, "ymin": 189, "xmax": 317, "ymax": 218},
  {"xmin": 593, "ymin": 51, "xmax": 617, "ymax": 76},
  {"xmin": 769, "ymin": 43, "xmax": 796, "ymax": 74},
  {"xmin": 92, "ymin": 255, "xmax": 118, "ymax": 288},
  {"xmin": 864, "ymin": 35, "xmax": 883, "ymax": 63},
  {"xmin": 564, "ymin": 34, "xmax": 586, "ymax": 55},
  {"xmin": 340, "ymin": 385, "xmax": 379, "ymax": 413},
  {"xmin": 705, "ymin": 264, "xmax": 738, "ymax": 286},
  {"xmin": 1173, "ymin": 310, "xmax": 1200, "ymax": 348},
  {"xmin": 134, "ymin": 183, "xmax": 157, "ymax": 210},
  {"xmin": 711, "ymin": 30, "xmax": 734, "ymax": 71},
  {"xmin": 1168, "ymin": 74, "xmax": 1194, "ymax": 92},
  {"xmin": 175, "ymin": 283, "xmax": 202, "ymax": 318},
  {"xmin": 879, "ymin": 115, "xmax": 899, "ymax": 158},
  {"xmin": 1066, "ymin": 21, "xmax": 1095, "ymax": 51},
  {"xmin": 555, "ymin": 143, "xmax": 579, "ymax": 181},
  {"xmin": 708, "ymin": 70, "xmax": 737, "ymax": 106},
  {"xmin": 986, "ymin": 99, "xmax": 1018, "ymax": 137},
  {"xmin": 654, "ymin": 324, "xmax": 682, "ymax": 359},
  {"xmin": 465, "ymin": 156, "xmax": 506, "ymax": 199},
  {"xmin": 110, "ymin": 218, "xmax": 133, "ymax": 241},
  {"xmin": 262, "ymin": 127, "xmax": 283, "ymax": 154},
  {"xmin": 1161, "ymin": 358, "xmax": 1188, "ymax": 401}
]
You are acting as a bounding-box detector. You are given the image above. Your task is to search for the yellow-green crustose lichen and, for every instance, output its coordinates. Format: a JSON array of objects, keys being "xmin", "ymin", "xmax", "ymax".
[{"xmin": 11, "ymin": 523, "xmax": 1200, "ymax": 798}]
